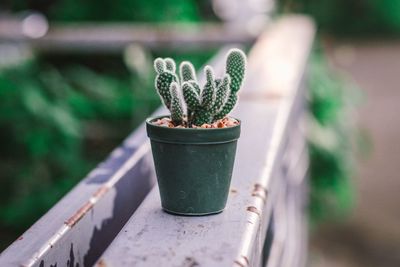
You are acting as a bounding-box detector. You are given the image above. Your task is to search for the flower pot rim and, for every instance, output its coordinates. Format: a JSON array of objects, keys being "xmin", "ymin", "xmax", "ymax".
[
  {"xmin": 146, "ymin": 115, "xmax": 241, "ymax": 145},
  {"xmin": 146, "ymin": 115, "xmax": 240, "ymax": 131}
]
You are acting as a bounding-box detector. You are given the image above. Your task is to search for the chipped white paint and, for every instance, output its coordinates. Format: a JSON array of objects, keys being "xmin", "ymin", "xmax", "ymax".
[
  {"xmin": 87, "ymin": 168, "xmax": 112, "ymax": 179},
  {"xmin": 20, "ymin": 143, "xmax": 150, "ymax": 267}
]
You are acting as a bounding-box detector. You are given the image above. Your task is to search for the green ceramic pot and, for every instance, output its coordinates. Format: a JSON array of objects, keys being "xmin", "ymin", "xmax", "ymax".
[{"xmin": 146, "ymin": 115, "xmax": 241, "ymax": 216}]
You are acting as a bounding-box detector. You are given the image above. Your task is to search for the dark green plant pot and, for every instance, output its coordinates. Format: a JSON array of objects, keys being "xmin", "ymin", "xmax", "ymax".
[{"xmin": 146, "ymin": 116, "xmax": 241, "ymax": 216}]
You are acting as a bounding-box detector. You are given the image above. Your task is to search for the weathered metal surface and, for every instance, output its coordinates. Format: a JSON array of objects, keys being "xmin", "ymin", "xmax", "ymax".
[
  {"xmin": 97, "ymin": 16, "xmax": 315, "ymax": 267},
  {"xmin": 0, "ymin": 129, "xmax": 156, "ymax": 267},
  {"xmin": 0, "ymin": 47, "xmax": 232, "ymax": 267}
]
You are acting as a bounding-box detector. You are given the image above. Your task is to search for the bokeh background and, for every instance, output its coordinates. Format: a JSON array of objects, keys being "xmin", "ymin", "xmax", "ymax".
[{"xmin": 1, "ymin": 1, "xmax": 399, "ymax": 266}]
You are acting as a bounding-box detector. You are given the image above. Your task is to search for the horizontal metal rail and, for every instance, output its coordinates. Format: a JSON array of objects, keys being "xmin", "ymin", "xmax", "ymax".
[
  {"xmin": 96, "ymin": 16, "xmax": 315, "ymax": 267},
  {"xmin": 0, "ymin": 125, "xmax": 155, "ymax": 267},
  {"xmin": 0, "ymin": 20, "xmax": 256, "ymax": 53}
]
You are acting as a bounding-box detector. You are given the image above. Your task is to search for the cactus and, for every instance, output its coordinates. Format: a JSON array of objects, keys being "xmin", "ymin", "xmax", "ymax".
[
  {"xmin": 214, "ymin": 49, "xmax": 246, "ymax": 120},
  {"xmin": 153, "ymin": 48, "xmax": 246, "ymax": 127},
  {"xmin": 165, "ymin": 58, "xmax": 176, "ymax": 72},
  {"xmin": 169, "ymin": 82, "xmax": 183, "ymax": 125},
  {"xmin": 211, "ymin": 75, "xmax": 230, "ymax": 115},
  {"xmin": 180, "ymin": 61, "xmax": 197, "ymax": 83},
  {"xmin": 154, "ymin": 58, "xmax": 178, "ymax": 109},
  {"xmin": 182, "ymin": 82, "xmax": 200, "ymax": 111},
  {"xmin": 226, "ymin": 49, "xmax": 246, "ymax": 93}
]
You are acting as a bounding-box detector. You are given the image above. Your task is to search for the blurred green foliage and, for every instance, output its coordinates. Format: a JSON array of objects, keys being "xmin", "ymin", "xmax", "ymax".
[
  {"xmin": 280, "ymin": 0, "xmax": 400, "ymax": 35},
  {"xmin": 4, "ymin": 0, "xmax": 201, "ymax": 22},
  {"xmin": 0, "ymin": 58, "xmax": 151, "ymax": 230},
  {"xmin": 0, "ymin": 50, "xmax": 212, "ymax": 248},
  {"xmin": 0, "ymin": 0, "xmax": 212, "ymax": 249},
  {"xmin": 277, "ymin": 0, "xmax": 367, "ymax": 224},
  {"xmin": 307, "ymin": 51, "xmax": 356, "ymax": 223}
]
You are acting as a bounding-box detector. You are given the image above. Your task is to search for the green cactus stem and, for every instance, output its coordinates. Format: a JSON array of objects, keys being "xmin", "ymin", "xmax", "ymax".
[
  {"xmin": 188, "ymin": 80, "xmax": 201, "ymax": 95},
  {"xmin": 214, "ymin": 94, "xmax": 237, "ymax": 120},
  {"xmin": 165, "ymin": 58, "xmax": 176, "ymax": 72},
  {"xmin": 192, "ymin": 109, "xmax": 213, "ymax": 126},
  {"xmin": 169, "ymin": 82, "xmax": 183, "ymax": 125},
  {"xmin": 213, "ymin": 49, "xmax": 246, "ymax": 120},
  {"xmin": 154, "ymin": 58, "xmax": 179, "ymax": 109},
  {"xmin": 180, "ymin": 61, "xmax": 197, "ymax": 83},
  {"xmin": 210, "ymin": 75, "xmax": 230, "ymax": 115},
  {"xmin": 154, "ymin": 58, "xmax": 165, "ymax": 74},
  {"xmin": 226, "ymin": 48, "xmax": 246, "ymax": 93},
  {"xmin": 152, "ymin": 48, "xmax": 247, "ymax": 127},
  {"xmin": 182, "ymin": 82, "xmax": 200, "ymax": 110},
  {"xmin": 200, "ymin": 66, "xmax": 216, "ymax": 109}
]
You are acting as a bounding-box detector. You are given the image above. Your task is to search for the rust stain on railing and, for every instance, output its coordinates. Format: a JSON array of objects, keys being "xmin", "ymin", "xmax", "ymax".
[
  {"xmin": 96, "ymin": 258, "xmax": 107, "ymax": 267},
  {"xmin": 246, "ymin": 206, "xmax": 260, "ymax": 217},
  {"xmin": 234, "ymin": 260, "xmax": 246, "ymax": 267},
  {"xmin": 65, "ymin": 202, "xmax": 93, "ymax": 227},
  {"xmin": 64, "ymin": 185, "xmax": 110, "ymax": 227},
  {"xmin": 18, "ymin": 143, "xmax": 151, "ymax": 267},
  {"xmin": 234, "ymin": 255, "xmax": 250, "ymax": 267},
  {"xmin": 251, "ymin": 183, "xmax": 268, "ymax": 203},
  {"xmin": 64, "ymin": 143, "xmax": 150, "ymax": 228},
  {"xmin": 92, "ymin": 186, "xmax": 110, "ymax": 199}
]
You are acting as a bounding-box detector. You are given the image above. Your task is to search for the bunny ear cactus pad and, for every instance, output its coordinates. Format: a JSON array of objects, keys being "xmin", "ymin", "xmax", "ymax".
[
  {"xmin": 164, "ymin": 58, "xmax": 176, "ymax": 72},
  {"xmin": 200, "ymin": 66, "xmax": 217, "ymax": 109},
  {"xmin": 182, "ymin": 82, "xmax": 200, "ymax": 110},
  {"xmin": 226, "ymin": 49, "xmax": 246, "ymax": 93},
  {"xmin": 169, "ymin": 82, "xmax": 184, "ymax": 125},
  {"xmin": 211, "ymin": 75, "xmax": 230, "ymax": 115},
  {"xmin": 214, "ymin": 49, "xmax": 247, "ymax": 121},
  {"xmin": 154, "ymin": 58, "xmax": 178, "ymax": 109},
  {"xmin": 180, "ymin": 61, "xmax": 197, "ymax": 83},
  {"xmin": 153, "ymin": 48, "xmax": 247, "ymax": 127}
]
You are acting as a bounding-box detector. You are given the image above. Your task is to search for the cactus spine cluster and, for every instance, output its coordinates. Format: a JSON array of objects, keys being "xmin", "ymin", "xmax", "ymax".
[{"xmin": 154, "ymin": 48, "xmax": 246, "ymax": 127}]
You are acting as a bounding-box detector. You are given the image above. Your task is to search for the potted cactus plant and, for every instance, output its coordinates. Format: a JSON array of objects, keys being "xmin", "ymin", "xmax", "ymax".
[{"xmin": 146, "ymin": 48, "xmax": 246, "ymax": 215}]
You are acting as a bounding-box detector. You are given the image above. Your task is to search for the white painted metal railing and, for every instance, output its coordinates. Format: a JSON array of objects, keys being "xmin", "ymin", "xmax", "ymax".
[
  {"xmin": 0, "ymin": 15, "xmax": 314, "ymax": 267},
  {"xmin": 96, "ymin": 16, "xmax": 314, "ymax": 267}
]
